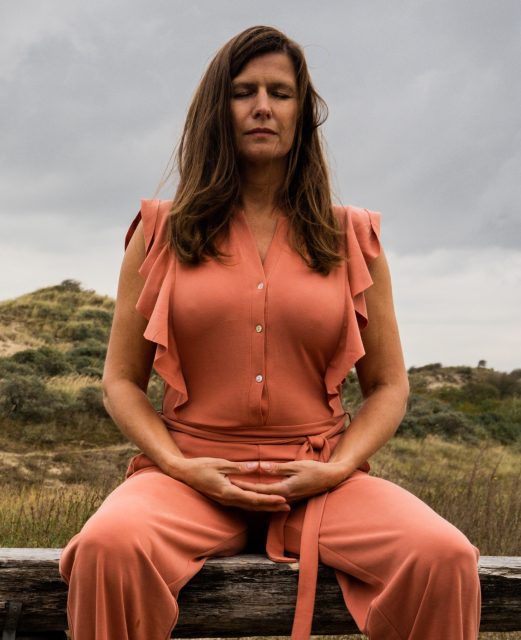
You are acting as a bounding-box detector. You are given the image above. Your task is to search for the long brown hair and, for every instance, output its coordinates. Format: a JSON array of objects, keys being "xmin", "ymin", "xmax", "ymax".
[{"xmin": 162, "ymin": 25, "xmax": 343, "ymax": 275}]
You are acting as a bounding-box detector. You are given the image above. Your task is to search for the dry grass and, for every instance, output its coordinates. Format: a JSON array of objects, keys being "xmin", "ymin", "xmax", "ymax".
[
  {"xmin": 0, "ymin": 326, "xmax": 44, "ymax": 356},
  {"xmin": 46, "ymin": 373, "xmax": 100, "ymax": 392},
  {"xmin": 0, "ymin": 484, "xmax": 111, "ymax": 547}
]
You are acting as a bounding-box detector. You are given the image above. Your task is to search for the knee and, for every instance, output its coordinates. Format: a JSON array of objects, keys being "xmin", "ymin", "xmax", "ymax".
[
  {"xmin": 60, "ymin": 514, "xmax": 149, "ymax": 582},
  {"xmin": 411, "ymin": 526, "xmax": 480, "ymax": 580}
]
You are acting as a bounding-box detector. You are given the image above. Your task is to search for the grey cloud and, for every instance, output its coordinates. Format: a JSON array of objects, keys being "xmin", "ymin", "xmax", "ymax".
[{"xmin": 0, "ymin": 0, "xmax": 519, "ymax": 251}]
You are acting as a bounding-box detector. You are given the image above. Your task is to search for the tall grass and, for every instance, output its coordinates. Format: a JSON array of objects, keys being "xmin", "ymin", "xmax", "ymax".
[{"xmin": 0, "ymin": 484, "xmax": 111, "ymax": 547}]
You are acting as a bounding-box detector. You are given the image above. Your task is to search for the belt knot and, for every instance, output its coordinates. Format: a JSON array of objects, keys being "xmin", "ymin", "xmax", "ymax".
[{"xmin": 306, "ymin": 434, "xmax": 326, "ymax": 450}]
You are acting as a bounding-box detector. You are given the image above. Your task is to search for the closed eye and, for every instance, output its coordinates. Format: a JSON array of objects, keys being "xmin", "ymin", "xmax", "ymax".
[{"xmin": 232, "ymin": 91, "xmax": 292, "ymax": 99}]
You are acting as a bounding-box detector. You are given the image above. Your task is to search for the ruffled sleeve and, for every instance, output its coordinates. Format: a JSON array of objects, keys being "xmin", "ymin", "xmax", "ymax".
[
  {"xmin": 324, "ymin": 205, "xmax": 382, "ymax": 409},
  {"xmin": 125, "ymin": 199, "xmax": 188, "ymax": 411}
]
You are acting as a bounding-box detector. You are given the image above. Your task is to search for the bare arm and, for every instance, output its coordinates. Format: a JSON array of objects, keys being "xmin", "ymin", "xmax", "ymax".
[
  {"xmin": 102, "ymin": 220, "xmax": 187, "ymax": 472},
  {"xmin": 328, "ymin": 247, "xmax": 410, "ymax": 472}
]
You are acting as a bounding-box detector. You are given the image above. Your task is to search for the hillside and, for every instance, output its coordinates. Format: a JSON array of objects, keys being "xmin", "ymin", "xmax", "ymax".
[
  {"xmin": 0, "ymin": 281, "xmax": 520, "ymax": 454},
  {"xmin": 0, "ymin": 280, "xmax": 163, "ymax": 453}
]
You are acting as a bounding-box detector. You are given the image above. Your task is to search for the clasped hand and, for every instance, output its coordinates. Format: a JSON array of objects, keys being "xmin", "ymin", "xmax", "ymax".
[{"xmin": 176, "ymin": 457, "xmax": 348, "ymax": 512}]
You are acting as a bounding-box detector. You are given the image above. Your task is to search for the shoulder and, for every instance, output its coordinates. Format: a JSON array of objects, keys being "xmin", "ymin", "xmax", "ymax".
[
  {"xmin": 333, "ymin": 203, "xmax": 381, "ymax": 235},
  {"xmin": 125, "ymin": 199, "xmax": 173, "ymax": 252},
  {"xmin": 333, "ymin": 204, "xmax": 382, "ymax": 264}
]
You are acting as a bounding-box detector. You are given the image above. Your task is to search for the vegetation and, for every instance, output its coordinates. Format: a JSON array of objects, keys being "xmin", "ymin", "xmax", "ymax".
[
  {"xmin": 0, "ymin": 280, "xmax": 163, "ymax": 451},
  {"xmin": 343, "ymin": 364, "xmax": 521, "ymax": 445}
]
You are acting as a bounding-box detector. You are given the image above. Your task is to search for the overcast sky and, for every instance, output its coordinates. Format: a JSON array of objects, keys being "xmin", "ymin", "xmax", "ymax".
[{"xmin": 1, "ymin": 0, "xmax": 520, "ymax": 371}]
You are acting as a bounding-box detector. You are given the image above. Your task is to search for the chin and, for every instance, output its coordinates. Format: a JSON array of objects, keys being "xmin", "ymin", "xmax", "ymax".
[{"xmin": 240, "ymin": 151, "xmax": 289, "ymax": 166}]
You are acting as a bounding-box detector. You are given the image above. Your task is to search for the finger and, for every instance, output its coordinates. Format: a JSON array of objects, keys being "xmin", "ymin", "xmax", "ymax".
[
  {"xmin": 259, "ymin": 461, "xmax": 297, "ymax": 475},
  {"xmin": 230, "ymin": 479, "xmax": 291, "ymax": 496},
  {"xmin": 224, "ymin": 483, "xmax": 288, "ymax": 505},
  {"xmin": 220, "ymin": 460, "xmax": 259, "ymax": 474}
]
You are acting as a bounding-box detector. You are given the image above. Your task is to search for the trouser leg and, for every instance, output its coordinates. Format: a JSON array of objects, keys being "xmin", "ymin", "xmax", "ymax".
[
  {"xmin": 59, "ymin": 467, "xmax": 248, "ymax": 640},
  {"xmin": 283, "ymin": 469, "xmax": 481, "ymax": 640}
]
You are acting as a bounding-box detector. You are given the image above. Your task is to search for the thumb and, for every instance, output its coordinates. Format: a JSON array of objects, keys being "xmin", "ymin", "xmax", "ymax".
[
  {"xmin": 260, "ymin": 461, "xmax": 279, "ymax": 473},
  {"xmin": 235, "ymin": 461, "xmax": 259, "ymax": 473}
]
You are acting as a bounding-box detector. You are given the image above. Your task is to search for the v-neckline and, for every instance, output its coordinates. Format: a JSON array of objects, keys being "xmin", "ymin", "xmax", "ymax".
[{"xmin": 238, "ymin": 209, "xmax": 284, "ymax": 273}]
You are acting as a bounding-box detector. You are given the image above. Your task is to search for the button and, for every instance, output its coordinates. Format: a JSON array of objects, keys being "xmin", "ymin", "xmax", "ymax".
[
  {"xmin": 255, "ymin": 374, "xmax": 263, "ymax": 383},
  {"xmin": 255, "ymin": 324, "xmax": 263, "ymax": 333},
  {"xmin": 257, "ymin": 282, "xmax": 264, "ymax": 289}
]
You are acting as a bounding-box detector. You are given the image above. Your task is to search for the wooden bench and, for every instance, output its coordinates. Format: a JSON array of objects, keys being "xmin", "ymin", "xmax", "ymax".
[{"xmin": 1, "ymin": 549, "xmax": 520, "ymax": 639}]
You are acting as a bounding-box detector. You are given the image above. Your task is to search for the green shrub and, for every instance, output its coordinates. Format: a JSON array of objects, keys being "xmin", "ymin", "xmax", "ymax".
[
  {"xmin": 76, "ymin": 308, "xmax": 112, "ymax": 326},
  {"xmin": 67, "ymin": 341, "xmax": 107, "ymax": 360},
  {"xmin": 0, "ymin": 373, "xmax": 78, "ymax": 425},
  {"xmin": 399, "ymin": 396, "xmax": 484, "ymax": 442},
  {"xmin": 76, "ymin": 385, "xmax": 107, "ymax": 418},
  {"xmin": 408, "ymin": 363, "xmax": 442, "ymax": 373},
  {"xmin": 0, "ymin": 375, "xmax": 57, "ymax": 423},
  {"xmin": 10, "ymin": 346, "xmax": 71, "ymax": 377},
  {"xmin": 27, "ymin": 302, "xmax": 70, "ymax": 323},
  {"xmin": 475, "ymin": 412, "xmax": 520, "ymax": 444},
  {"xmin": 59, "ymin": 322, "xmax": 107, "ymax": 342},
  {"xmin": 435, "ymin": 382, "xmax": 501, "ymax": 413},
  {"xmin": 66, "ymin": 340, "xmax": 106, "ymax": 377},
  {"xmin": 0, "ymin": 359, "xmax": 34, "ymax": 378},
  {"xmin": 58, "ymin": 279, "xmax": 82, "ymax": 292},
  {"xmin": 484, "ymin": 370, "xmax": 521, "ymax": 398}
]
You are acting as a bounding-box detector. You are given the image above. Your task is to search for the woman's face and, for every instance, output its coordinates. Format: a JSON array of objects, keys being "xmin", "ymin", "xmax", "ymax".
[{"xmin": 230, "ymin": 52, "xmax": 298, "ymax": 168}]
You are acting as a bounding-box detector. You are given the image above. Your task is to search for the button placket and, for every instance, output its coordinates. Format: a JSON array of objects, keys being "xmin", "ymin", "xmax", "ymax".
[{"xmin": 249, "ymin": 277, "xmax": 267, "ymax": 421}]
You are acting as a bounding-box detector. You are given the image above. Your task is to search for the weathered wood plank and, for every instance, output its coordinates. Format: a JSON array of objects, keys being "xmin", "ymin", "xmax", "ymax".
[{"xmin": 0, "ymin": 550, "xmax": 520, "ymax": 635}]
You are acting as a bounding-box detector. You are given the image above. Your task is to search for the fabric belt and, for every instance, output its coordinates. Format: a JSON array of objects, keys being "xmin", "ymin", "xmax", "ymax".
[{"xmin": 266, "ymin": 430, "xmax": 337, "ymax": 640}]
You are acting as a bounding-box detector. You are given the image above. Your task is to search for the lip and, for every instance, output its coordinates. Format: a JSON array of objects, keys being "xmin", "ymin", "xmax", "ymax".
[{"xmin": 245, "ymin": 128, "xmax": 277, "ymax": 135}]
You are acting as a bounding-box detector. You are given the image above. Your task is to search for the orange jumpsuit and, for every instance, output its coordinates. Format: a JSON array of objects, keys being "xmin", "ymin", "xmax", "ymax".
[{"xmin": 59, "ymin": 200, "xmax": 481, "ymax": 639}]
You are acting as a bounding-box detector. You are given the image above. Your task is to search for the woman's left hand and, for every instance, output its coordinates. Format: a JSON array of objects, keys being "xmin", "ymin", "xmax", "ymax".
[{"xmin": 228, "ymin": 459, "xmax": 350, "ymax": 503}]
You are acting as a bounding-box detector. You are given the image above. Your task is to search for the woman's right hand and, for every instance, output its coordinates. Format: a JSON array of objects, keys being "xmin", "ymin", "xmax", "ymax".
[{"xmin": 171, "ymin": 457, "xmax": 290, "ymax": 512}]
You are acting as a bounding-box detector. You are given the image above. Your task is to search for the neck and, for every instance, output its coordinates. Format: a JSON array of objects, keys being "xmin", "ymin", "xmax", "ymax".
[{"xmin": 238, "ymin": 160, "xmax": 286, "ymax": 216}]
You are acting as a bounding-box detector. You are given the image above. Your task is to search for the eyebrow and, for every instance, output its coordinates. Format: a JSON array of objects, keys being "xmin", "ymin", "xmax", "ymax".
[{"xmin": 231, "ymin": 81, "xmax": 296, "ymax": 93}]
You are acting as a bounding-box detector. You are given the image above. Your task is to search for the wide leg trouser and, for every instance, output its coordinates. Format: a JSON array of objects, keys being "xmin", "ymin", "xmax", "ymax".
[{"xmin": 59, "ymin": 438, "xmax": 481, "ymax": 640}]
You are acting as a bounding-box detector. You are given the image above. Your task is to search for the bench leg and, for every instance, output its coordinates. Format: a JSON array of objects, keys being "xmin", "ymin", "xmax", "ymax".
[
  {"xmin": 2, "ymin": 600, "xmax": 66, "ymax": 640},
  {"xmin": 2, "ymin": 601, "xmax": 21, "ymax": 640}
]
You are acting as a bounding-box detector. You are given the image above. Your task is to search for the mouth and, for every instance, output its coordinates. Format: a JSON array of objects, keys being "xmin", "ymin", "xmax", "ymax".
[{"xmin": 245, "ymin": 128, "xmax": 277, "ymax": 135}]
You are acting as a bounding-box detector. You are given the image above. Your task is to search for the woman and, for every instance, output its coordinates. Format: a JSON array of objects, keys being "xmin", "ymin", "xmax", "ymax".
[{"xmin": 59, "ymin": 25, "xmax": 481, "ymax": 640}]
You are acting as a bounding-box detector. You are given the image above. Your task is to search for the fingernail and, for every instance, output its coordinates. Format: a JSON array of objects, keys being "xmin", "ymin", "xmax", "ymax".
[
  {"xmin": 244, "ymin": 461, "xmax": 257, "ymax": 470},
  {"xmin": 261, "ymin": 461, "xmax": 273, "ymax": 470}
]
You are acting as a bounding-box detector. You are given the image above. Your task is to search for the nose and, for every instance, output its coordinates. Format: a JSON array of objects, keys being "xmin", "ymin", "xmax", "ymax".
[{"xmin": 253, "ymin": 89, "xmax": 272, "ymax": 118}]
